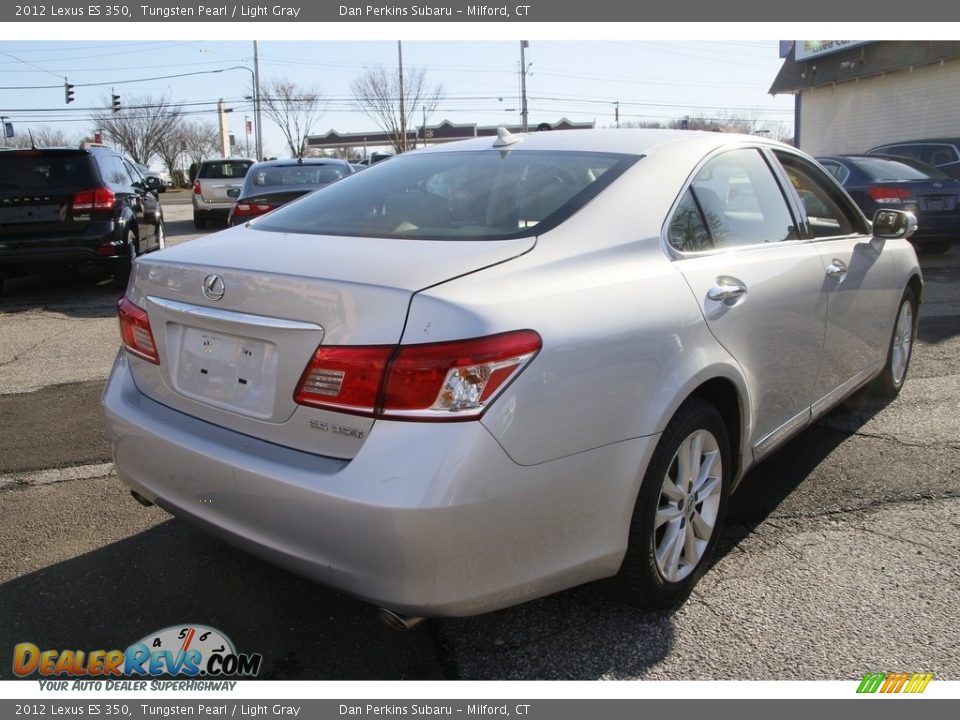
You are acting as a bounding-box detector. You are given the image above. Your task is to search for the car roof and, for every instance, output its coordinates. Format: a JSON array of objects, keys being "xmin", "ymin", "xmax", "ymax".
[
  {"xmin": 406, "ymin": 128, "xmax": 792, "ymax": 158},
  {"xmin": 870, "ymin": 138, "xmax": 960, "ymax": 147}
]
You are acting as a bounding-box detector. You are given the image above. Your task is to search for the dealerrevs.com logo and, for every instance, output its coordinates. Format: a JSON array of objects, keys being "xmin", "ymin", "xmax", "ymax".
[{"xmin": 13, "ymin": 625, "xmax": 262, "ymax": 682}]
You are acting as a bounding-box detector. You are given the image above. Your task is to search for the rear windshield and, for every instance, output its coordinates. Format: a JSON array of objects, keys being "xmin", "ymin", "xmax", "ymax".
[
  {"xmin": 247, "ymin": 163, "xmax": 350, "ymax": 189},
  {"xmin": 252, "ymin": 150, "xmax": 637, "ymax": 240},
  {"xmin": 198, "ymin": 160, "xmax": 253, "ymax": 179},
  {"xmin": 853, "ymin": 157, "xmax": 949, "ymax": 181},
  {"xmin": 0, "ymin": 153, "xmax": 94, "ymax": 192}
]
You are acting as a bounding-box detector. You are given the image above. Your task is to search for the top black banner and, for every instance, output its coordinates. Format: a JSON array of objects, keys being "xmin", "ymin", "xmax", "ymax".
[{"xmin": 4, "ymin": 0, "xmax": 960, "ymax": 22}]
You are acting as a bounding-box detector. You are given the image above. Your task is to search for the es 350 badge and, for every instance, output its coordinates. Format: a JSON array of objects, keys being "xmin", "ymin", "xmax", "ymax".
[{"xmin": 13, "ymin": 624, "xmax": 262, "ymax": 678}]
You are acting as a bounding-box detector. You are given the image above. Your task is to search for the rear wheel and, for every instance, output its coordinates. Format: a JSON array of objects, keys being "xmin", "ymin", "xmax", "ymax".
[
  {"xmin": 193, "ymin": 213, "xmax": 205, "ymax": 230},
  {"xmin": 872, "ymin": 287, "xmax": 917, "ymax": 398},
  {"xmin": 621, "ymin": 398, "xmax": 731, "ymax": 609},
  {"xmin": 112, "ymin": 229, "xmax": 138, "ymax": 291}
]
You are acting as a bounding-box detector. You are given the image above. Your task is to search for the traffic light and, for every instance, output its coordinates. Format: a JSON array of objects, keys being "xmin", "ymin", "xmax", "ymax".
[
  {"xmin": 64, "ymin": 81, "xmax": 75, "ymax": 104},
  {"xmin": 111, "ymin": 94, "xmax": 121, "ymax": 113}
]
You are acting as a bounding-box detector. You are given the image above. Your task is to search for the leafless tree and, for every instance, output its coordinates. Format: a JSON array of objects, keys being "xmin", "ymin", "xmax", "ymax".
[
  {"xmin": 260, "ymin": 77, "xmax": 325, "ymax": 158},
  {"xmin": 4, "ymin": 126, "xmax": 83, "ymax": 148},
  {"xmin": 154, "ymin": 125, "xmax": 187, "ymax": 183},
  {"xmin": 351, "ymin": 65, "xmax": 443, "ymax": 154},
  {"xmin": 181, "ymin": 120, "xmax": 220, "ymax": 167},
  {"xmin": 91, "ymin": 94, "xmax": 184, "ymax": 164}
]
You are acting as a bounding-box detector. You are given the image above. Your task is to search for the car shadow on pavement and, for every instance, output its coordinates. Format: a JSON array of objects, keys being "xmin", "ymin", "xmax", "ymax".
[
  {"xmin": 0, "ymin": 273, "xmax": 122, "ymax": 318},
  {"xmin": 0, "ymin": 519, "xmax": 448, "ymax": 681}
]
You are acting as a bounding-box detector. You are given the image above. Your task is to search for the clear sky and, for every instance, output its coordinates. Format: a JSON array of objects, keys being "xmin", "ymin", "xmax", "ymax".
[{"xmin": 0, "ymin": 39, "xmax": 794, "ymax": 161}]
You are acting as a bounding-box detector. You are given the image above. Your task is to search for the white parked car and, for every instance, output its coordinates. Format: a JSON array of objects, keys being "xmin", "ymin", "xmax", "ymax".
[{"xmin": 103, "ymin": 129, "xmax": 921, "ymax": 623}]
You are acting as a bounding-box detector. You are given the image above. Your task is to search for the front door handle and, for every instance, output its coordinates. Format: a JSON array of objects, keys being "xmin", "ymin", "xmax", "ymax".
[
  {"xmin": 707, "ymin": 277, "xmax": 748, "ymax": 303},
  {"xmin": 826, "ymin": 259, "xmax": 847, "ymax": 278}
]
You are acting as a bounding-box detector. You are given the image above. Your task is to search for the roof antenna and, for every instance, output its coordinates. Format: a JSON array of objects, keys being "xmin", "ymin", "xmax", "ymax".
[
  {"xmin": 28, "ymin": 128, "xmax": 37, "ymax": 150},
  {"xmin": 492, "ymin": 127, "xmax": 522, "ymax": 148}
]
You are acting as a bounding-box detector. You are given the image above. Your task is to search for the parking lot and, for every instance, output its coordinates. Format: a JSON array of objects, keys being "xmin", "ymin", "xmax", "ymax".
[{"xmin": 1, "ymin": 193, "xmax": 958, "ymax": 681}]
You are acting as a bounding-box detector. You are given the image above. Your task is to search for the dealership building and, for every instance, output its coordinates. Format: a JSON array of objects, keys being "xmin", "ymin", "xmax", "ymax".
[{"xmin": 770, "ymin": 41, "xmax": 960, "ymax": 155}]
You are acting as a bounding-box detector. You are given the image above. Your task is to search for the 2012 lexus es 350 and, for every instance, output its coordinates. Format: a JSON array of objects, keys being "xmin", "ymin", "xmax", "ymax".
[{"xmin": 102, "ymin": 129, "xmax": 922, "ymax": 621}]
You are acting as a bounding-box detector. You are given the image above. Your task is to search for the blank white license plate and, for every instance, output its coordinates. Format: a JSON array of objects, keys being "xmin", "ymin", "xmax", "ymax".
[{"xmin": 176, "ymin": 327, "xmax": 276, "ymax": 415}]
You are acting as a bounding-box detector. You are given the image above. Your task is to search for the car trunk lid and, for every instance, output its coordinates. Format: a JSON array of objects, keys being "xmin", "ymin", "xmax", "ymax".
[{"xmin": 123, "ymin": 225, "xmax": 535, "ymax": 458}]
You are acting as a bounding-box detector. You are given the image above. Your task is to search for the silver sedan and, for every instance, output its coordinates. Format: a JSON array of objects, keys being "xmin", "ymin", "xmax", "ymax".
[{"xmin": 102, "ymin": 129, "xmax": 921, "ymax": 622}]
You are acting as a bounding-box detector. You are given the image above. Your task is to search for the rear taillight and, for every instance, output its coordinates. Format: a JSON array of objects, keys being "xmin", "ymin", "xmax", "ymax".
[
  {"xmin": 231, "ymin": 202, "xmax": 274, "ymax": 219},
  {"xmin": 71, "ymin": 187, "xmax": 115, "ymax": 213},
  {"xmin": 193, "ymin": 180, "xmax": 202, "ymax": 194},
  {"xmin": 867, "ymin": 186, "xmax": 913, "ymax": 203},
  {"xmin": 118, "ymin": 297, "xmax": 159, "ymax": 364},
  {"xmin": 294, "ymin": 330, "xmax": 542, "ymax": 421}
]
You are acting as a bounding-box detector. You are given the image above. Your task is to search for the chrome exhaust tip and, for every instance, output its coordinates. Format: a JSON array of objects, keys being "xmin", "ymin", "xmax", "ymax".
[
  {"xmin": 377, "ymin": 608, "xmax": 425, "ymax": 631},
  {"xmin": 130, "ymin": 491, "xmax": 154, "ymax": 507}
]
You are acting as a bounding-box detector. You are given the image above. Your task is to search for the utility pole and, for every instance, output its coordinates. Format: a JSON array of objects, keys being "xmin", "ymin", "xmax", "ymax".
[
  {"xmin": 217, "ymin": 99, "xmax": 231, "ymax": 158},
  {"xmin": 397, "ymin": 40, "xmax": 406, "ymax": 153},
  {"xmin": 253, "ymin": 40, "xmax": 263, "ymax": 160},
  {"xmin": 520, "ymin": 40, "xmax": 529, "ymax": 133},
  {"xmin": 614, "ymin": 101, "xmax": 619, "ymax": 128},
  {"xmin": 422, "ymin": 105, "xmax": 428, "ymax": 148}
]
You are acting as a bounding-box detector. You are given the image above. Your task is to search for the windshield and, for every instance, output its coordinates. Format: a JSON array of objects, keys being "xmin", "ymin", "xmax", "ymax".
[
  {"xmin": 852, "ymin": 157, "xmax": 950, "ymax": 181},
  {"xmin": 252, "ymin": 150, "xmax": 637, "ymax": 240},
  {"xmin": 246, "ymin": 163, "xmax": 350, "ymax": 190}
]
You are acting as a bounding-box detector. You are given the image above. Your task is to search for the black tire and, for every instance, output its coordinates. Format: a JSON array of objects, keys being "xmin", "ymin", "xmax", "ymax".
[
  {"xmin": 112, "ymin": 229, "xmax": 139, "ymax": 291},
  {"xmin": 621, "ymin": 398, "xmax": 731, "ymax": 609},
  {"xmin": 871, "ymin": 287, "xmax": 918, "ymax": 398},
  {"xmin": 193, "ymin": 213, "xmax": 205, "ymax": 230}
]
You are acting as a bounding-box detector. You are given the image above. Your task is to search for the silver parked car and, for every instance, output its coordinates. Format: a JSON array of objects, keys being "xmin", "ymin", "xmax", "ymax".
[{"xmin": 103, "ymin": 130, "xmax": 921, "ymax": 621}]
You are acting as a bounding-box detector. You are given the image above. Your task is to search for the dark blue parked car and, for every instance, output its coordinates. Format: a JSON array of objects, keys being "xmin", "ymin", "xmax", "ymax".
[{"xmin": 817, "ymin": 154, "xmax": 960, "ymax": 254}]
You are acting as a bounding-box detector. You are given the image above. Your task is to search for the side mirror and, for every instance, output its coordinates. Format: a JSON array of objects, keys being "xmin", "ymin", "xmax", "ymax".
[
  {"xmin": 872, "ymin": 209, "xmax": 917, "ymax": 240},
  {"xmin": 145, "ymin": 176, "xmax": 162, "ymax": 191}
]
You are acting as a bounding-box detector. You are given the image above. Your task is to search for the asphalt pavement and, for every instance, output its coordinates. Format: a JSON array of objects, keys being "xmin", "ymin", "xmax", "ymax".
[{"xmin": 1, "ymin": 197, "xmax": 958, "ymax": 680}]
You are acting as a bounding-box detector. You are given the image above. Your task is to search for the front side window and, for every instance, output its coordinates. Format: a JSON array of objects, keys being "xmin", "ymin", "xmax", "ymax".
[
  {"xmin": 253, "ymin": 150, "xmax": 637, "ymax": 240},
  {"xmin": 920, "ymin": 144, "xmax": 959, "ymax": 166},
  {"xmin": 667, "ymin": 148, "xmax": 797, "ymax": 251},
  {"xmin": 775, "ymin": 151, "xmax": 869, "ymax": 238}
]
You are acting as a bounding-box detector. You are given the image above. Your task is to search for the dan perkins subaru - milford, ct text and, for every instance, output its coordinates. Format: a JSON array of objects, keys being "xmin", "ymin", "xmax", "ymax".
[{"xmin": 339, "ymin": 5, "xmax": 530, "ymax": 17}]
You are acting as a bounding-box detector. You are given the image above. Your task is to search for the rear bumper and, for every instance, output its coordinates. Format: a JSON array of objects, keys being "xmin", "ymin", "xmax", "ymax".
[
  {"xmin": 0, "ymin": 233, "xmax": 127, "ymax": 277},
  {"xmin": 102, "ymin": 352, "xmax": 657, "ymax": 616}
]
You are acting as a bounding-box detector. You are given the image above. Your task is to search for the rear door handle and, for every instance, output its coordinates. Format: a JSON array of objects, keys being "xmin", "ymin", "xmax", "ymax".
[
  {"xmin": 707, "ymin": 277, "xmax": 748, "ymax": 303},
  {"xmin": 826, "ymin": 259, "xmax": 847, "ymax": 278}
]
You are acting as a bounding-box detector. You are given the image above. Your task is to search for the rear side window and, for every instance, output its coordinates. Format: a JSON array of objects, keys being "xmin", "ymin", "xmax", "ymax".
[
  {"xmin": 668, "ymin": 148, "xmax": 797, "ymax": 251},
  {"xmin": 199, "ymin": 161, "xmax": 253, "ymax": 179},
  {"xmin": 0, "ymin": 154, "xmax": 94, "ymax": 191},
  {"xmin": 253, "ymin": 150, "xmax": 637, "ymax": 240}
]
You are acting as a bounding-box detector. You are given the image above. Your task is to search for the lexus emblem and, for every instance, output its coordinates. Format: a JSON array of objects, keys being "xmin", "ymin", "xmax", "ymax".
[{"xmin": 202, "ymin": 274, "xmax": 225, "ymax": 301}]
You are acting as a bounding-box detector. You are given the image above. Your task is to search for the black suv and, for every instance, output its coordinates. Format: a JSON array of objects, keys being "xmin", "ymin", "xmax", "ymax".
[{"xmin": 0, "ymin": 144, "xmax": 165, "ymax": 293}]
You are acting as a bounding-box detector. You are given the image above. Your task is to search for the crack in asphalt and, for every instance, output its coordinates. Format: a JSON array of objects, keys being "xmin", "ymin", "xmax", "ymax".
[{"xmin": 0, "ymin": 335, "xmax": 51, "ymax": 368}]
